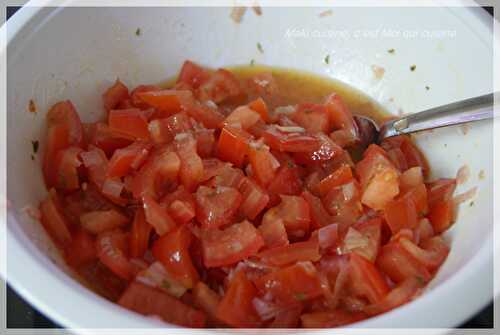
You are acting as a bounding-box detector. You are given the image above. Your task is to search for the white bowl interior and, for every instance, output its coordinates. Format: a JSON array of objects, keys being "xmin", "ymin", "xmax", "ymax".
[{"xmin": 6, "ymin": 5, "xmax": 494, "ymax": 330}]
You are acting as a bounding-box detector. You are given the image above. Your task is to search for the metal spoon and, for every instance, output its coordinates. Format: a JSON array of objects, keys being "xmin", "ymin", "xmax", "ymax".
[{"xmin": 353, "ymin": 92, "xmax": 495, "ymax": 145}]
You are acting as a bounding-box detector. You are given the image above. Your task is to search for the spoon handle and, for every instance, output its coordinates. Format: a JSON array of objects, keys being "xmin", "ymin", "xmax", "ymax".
[{"xmin": 378, "ymin": 92, "xmax": 495, "ymax": 141}]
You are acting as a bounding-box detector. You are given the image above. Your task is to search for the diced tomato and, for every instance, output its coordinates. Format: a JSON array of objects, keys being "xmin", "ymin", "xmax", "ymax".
[
  {"xmin": 103, "ymin": 79, "xmax": 129, "ymax": 112},
  {"xmin": 64, "ymin": 229, "xmax": 96, "ymax": 267},
  {"xmin": 302, "ymin": 191, "xmax": 332, "ymax": 229},
  {"xmin": 399, "ymin": 236, "xmax": 449, "ymax": 270},
  {"xmin": 183, "ymin": 101, "xmax": 226, "ymax": 129},
  {"xmin": 349, "ymin": 253, "xmax": 389, "ymax": 304},
  {"xmin": 269, "ymin": 306, "xmax": 302, "ymax": 328},
  {"xmin": 381, "ymin": 135, "xmax": 429, "ymax": 176},
  {"xmin": 427, "ymin": 179, "xmax": 457, "ymax": 206},
  {"xmin": 217, "ymin": 126, "xmax": 252, "ymax": 167},
  {"xmin": 195, "ymin": 186, "xmax": 242, "ymax": 229},
  {"xmin": 262, "ymin": 125, "xmax": 320, "ymax": 153},
  {"xmin": 192, "ymin": 282, "xmax": 221, "ymax": 324},
  {"xmin": 215, "ymin": 271, "xmax": 261, "ymax": 328},
  {"xmin": 143, "ymin": 194, "xmax": 177, "ymax": 235},
  {"xmin": 300, "ymin": 310, "xmax": 366, "ymax": 328},
  {"xmin": 290, "ymin": 103, "xmax": 330, "ymax": 133},
  {"xmin": 384, "ymin": 194, "xmax": 418, "ymax": 234},
  {"xmin": 414, "ymin": 218, "xmax": 434, "ymax": 243},
  {"xmin": 239, "ymin": 177, "xmax": 270, "ymax": 220},
  {"xmin": 258, "ymin": 240, "xmax": 320, "ymax": 266},
  {"xmin": 323, "ymin": 181, "xmax": 362, "ymax": 224},
  {"xmin": 129, "ymin": 84, "xmax": 161, "ymax": 109},
  {"xmin": 364, "ymin": 277, "xmax": 422, "ymax": 316},
  {"xmin": 148, "ymin": 112, "xmax": 194, "ymax": 144},
  {"xmin": 387, "ymin": 148, "xmax": 408, "ymax": 172},
  {"xmin": 294, "ymin": 133, "xmax": 343, "ymax": 164},
  {"xmin": 246, "ymin": 72, "xmax": 279, "ymax": 98},
  {"xmin": 39, "ymin": 189, "xmax": 72, "ymax": 247},
  {"xmin": 132, "ymin": 149, "xmax": 180, "ymax": 198},
  {"xmin": 317, "ymin": 223, "xmax": 339, "ymax": 251},
  {"xmin": 118, "ymin": 282, "xmax": 206, "ymax": 327},
  {"xmin": 400, "ymin": 167, "xmax": 424, "ymax": 193},
  {"xmin": 169, "ymin": 200, "xmax": 196, "ymax": 225},
  {"xmin": 80, "ymin": 209, "xmax": 129, "ymax": 234},
  {"xmin": 355, "ymin": 144, "xmax": 395, "ymax": 188},
  {"xmin": 248, "ymin": 97, "xmax": 269, "ymax": 122},
  {"xmin": 258, "ymin": 218, "xmax": 289, "ymax": 249},
  {"xmin": 175, "ymin": 133, "xmax": 204, "ymax": 192},
  {"xmin": 267, "ymin": 163, "xmax": 303, "ymax": 206},
  {"xmin": 43, "ymin": 101, "xmax": 84, "ymax": 188},
  {"xmin": 254, "ymin": 261, "xmax": 323, "ymax": 305},
  {"xmin": 152, "ymin": 225, "xmax": 199, "ymax": 288},
  {"xmin": 201, "ymin": 220, "xmax": 264, "ymax": 267},
  {"xmin": 129, "ymin": 208, "xmax": 152, "ymax": 258},
  {"xmin": 108, "ymin": 108, "xmax": 150, "ymax": 140},
  {"xmin": 324, "ymin": 93, "xmax": 358, "ymax": 144},
  {"xmin": 197, "ymin": 69, "xmax": 244, "ymax": 104},
  {"xmin": 348, "ymin": 218, "xmax": 382, "ymax": 262},
  {"xmin": 428, "ymin": 199, "xmax": 454, "ymax": 234},
  {"xmin": 178, "ymin": 60, "xmax": 210, "ymax": 89},
  {"xmin": 87, "ymin": 123, "xmax": 134, "ymax": 157},
  {"xmin": 248, "ymin": 142, "xmax": 280, "ymax": 187},
  {"xmin": 203, "ymin": 161, "xmax": 244, "ymax": 189},
  {"xmin": 53, "ymin": 146, "xmax": 83, "ymax": 192},
  {"xmin": 404, "ymin": 183, "xmax": 428, "ymax": 216},
  {"xmin": 96, "ymin": 229, "xmax": 132, "ymax": 280},
  {"xmin": 194, "ymin": 128, "xmax": 216, "ymax": 158},
  {"xmin": 266, "ymin": 195, "xmax": 310, "ymax": 238},
  {"xmin": 377, "ymin": 241, "xmax": 431, "ymax": 284},
  {"xmin": 107, "ymin": 141, "xmax": 152, "ymax": 178},
  {"xmin": 136, "ymin": 89, "xmax": 193, "ymax": 119},
  {"xmin": 360, "ymin": 168, "xmax": 400, "ymax": 211},
  {"xmin": 223, "ymin": 105, "xmax": 262, "ymax": 129},
  {"xmin": 318, "ymin": 164, "xmax": 353, "ymax": 197}
]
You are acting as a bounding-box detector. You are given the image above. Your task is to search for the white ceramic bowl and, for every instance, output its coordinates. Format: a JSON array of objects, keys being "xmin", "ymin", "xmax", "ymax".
[{"xmin": 5, "ymin": 3, "xmax": 495, "ymax": 331}]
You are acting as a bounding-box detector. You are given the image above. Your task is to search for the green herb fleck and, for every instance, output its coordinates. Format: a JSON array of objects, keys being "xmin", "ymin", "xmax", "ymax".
[
  {"xmin": 425, "ymin": 85, "xmax": 430, "ymax": 90},
  {"xmin": 294, "ymin": 292, "xmax": 306, "ymax": 301},
  {"xmin": 410, "ymin": 64, "xmax": 416, "ymax": 71},
  {"xmin": 387, "ymin": 48, "xmax": 395, "ymax": 54},
  {"xmin": 469, "ymin": 201, "xmax": 475, "ymax": 207},
  {"xmin": 415, "ymin": 276, "xmax": 425, "ymax": 286},
  {"xmin": 31, "ymin": 154, "xmax": 35, "ymax": 161},
  {"xmin": 161, "ymin": 280, "xmax": 171, "ymax": 290},
  {"xmin": 287, "ymin": 161, "xmax": 295, "ymax": 168},
  {"xmin": 31, "ymin": 140, "xmax": 39, "ymax": 154},
  {"xmin": 250, "ymin": 59, "xmax": 256, "ymax": 66},
  {"xmin": 257, "ymin": 42, "xmax": 264, "ymax": 53},
  {"xmin": 303, "ymin": 109, "xmax": 313, "ymax": 114},
  {"xmin": 135, "ymin": 28, "xmax": 142, "ymax": 36},
  {"xmin": 324, "ymin": 54, "xmax": 330, "ymax": 64}
]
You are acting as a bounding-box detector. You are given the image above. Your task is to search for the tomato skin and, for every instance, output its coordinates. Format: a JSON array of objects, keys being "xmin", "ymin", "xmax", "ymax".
[
  {"xmin": 152, "ymin": 225, "xmax": 199, "ymax": 289},
  {"xmin": 257, "ymin": 240, "xmax": 320, "ymax": 266},
  {"xmin": 318, "ymin": 164, "xmax": 353, "ymax": 197},
  {"xmin": 428, "ymin": 200, "xmax": 454, "ymax": 234},
  {"xmin": 291, "ymin": 103, "xmax": 330, "ymax": 133},
  {"xmin": 258, "ymin": 218, "xmax": 289, "ymax": 249},
  {"xmin": 248, "ymin": 143, "xmax": 279, "ymax": 187},
  {"xmin": 64, "ymin": 229, "xmax": 97, "ymax": 267},
  {"xmin": 178, "ymin": 60, "xmax": 210, "ymax": 89},
  {"xmin": 175, "ymin": 133, "xmax": 204, "ymax": 192},
  {"xmin": 129, "ymin": 208, "xmax": 152, "ymax": 258},
  {"xmin": 217, "ymin": 126, "xmax": 252, "ymax": 167},
  {"xmin": 40, "ymin": 189, "xmax": 73, "ymax": 247},
  {"xmin": 376, "ymin": 241, "xmax": 431, "ymax": 284},
  {"xmin": 43, "ymin": 101, "xmax": 84, "ymax": 188},
  {"xmin": 201, "ymin": 220, "xmax": 264, "ymax": 267},
  {"xmin": 108, "ymin": 108, "xmax": 150, "ymax": 140},
  {"xmin": 195, "ymin": 186, "xmax": 242, "ymax": 229},
  {"xmin": 96, "ymin": 229, "xmax": 133, "ymax": 281},
  {"xmin": 254, "ymin": 261, "xmax": 323, "ymax": 305},
  {"xmin": 216, "ymin": 271, "xmax": 261, "ymax": 328},
  {"xmin": 239, "ymin": 177, "xmax": 270, "ymax": 220},
  {"xmin": 119, "ymin": 282, "xmax": 206, "ymax": 327},
  {"xmin": 103, "ymin": 79, "xmax": 129, "ymax": 112},
  {"xmin": 349, "ymin": 253, "xmax": 389, "ymax": 304},
  {"xmin": 107, "ymin": 141, "xmax": 152, "ymax": 178},
  {"xmin": 300, "ymin": 310, "xmax": 366, "ymax": 328}
]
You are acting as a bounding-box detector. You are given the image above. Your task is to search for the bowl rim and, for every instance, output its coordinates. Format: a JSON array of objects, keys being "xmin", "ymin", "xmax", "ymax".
[{"xmin": 3, "ymin": 2, "xmax": 497, "ymax": 332}]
